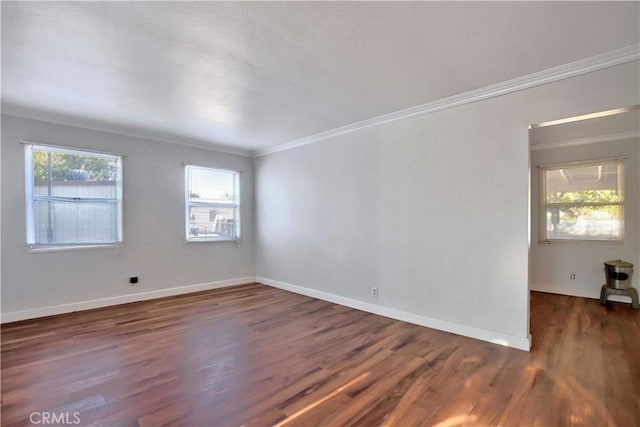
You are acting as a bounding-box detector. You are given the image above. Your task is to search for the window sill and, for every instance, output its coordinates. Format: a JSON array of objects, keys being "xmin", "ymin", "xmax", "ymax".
[
  {"xmin": 28, "ymin": 243, "xmax": 124, "ymax": 253},
  {"xmin": 539, "ymin": 240, "xmax": 623, "ymax": 246},
  {"xmin": 186, "ymin": 238, "xmax": 239, "ymax": 244}
]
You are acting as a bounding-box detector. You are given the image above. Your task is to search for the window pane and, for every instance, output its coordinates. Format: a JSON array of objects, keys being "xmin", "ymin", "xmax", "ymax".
[
  {"xmin": 185, "ymin": 166, "xmax": 240, "ymax": 241},
  {"xmin": 545, "ymin": 162, "xmax": 621, "ymax": 204},
  {"xmin": 188, "ymin": 206, "xmax": 238, "ymax": 239},
  {"xmin": 189, "ymin": 168, "xmax": 236, "ymax": 203},
  {"xmin": 32, "ymin": 150, "xmax": 120, "ymax": 199},
  {"xmin": 33, "ymin": 200, "xmax": 120, "ymax": 244},
  {"xmin": 545, "ymin": 205, "xmax": 622, "ymax": 241}
]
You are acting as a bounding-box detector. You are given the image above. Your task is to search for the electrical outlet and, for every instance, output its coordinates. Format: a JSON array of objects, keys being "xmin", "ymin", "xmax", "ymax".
[
  {"xmin": 570, "ymin": 273, "xmax": 576, "ymax": 280},
  {"xmin": 371, "ymin": 287, "xmax": 378, "ymax": 297},
  {"xmin": 130, "ymin": 276, "xmax": 139, "ymax": 285}
]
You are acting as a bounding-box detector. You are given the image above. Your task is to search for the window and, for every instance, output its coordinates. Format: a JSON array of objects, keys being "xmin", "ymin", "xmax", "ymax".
[
  {"xmin": 25, "ymin": 144, "xmax": 123, "ymax": 249},
  {"xmin": 185, "ymin": 165, "xmax": 240, "ymax": 241},
  {"xmin": 540, "ymin": 159, "xmax": 624, "ymax": 242}
]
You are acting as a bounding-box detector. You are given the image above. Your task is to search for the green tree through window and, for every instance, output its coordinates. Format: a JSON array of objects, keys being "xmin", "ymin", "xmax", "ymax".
[
  {"xmin": 541, "ymin": 159, "xmax": 623, "ymax": 242},
  {"xmin": 33, "ymin": 150, "xmax": 117, "ymax": 182}
]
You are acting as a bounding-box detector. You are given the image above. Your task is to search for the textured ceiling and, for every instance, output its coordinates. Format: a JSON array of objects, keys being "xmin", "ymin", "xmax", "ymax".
[{"xmin": 2, "ymin": 1, "xmax": 639, "ymax": 153}]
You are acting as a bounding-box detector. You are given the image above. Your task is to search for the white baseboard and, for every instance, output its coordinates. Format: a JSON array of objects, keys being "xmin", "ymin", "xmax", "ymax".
[
  {"xmin": 257, "ymin": 276, "xmax": 532, "ymax": 352},
  {"xmin": 531, "ymin": 283, "xmax": 631, "ymax": 303},
  {"xmin": 1, "ymin": 276, "xmax": 256, "ymax": 323}
]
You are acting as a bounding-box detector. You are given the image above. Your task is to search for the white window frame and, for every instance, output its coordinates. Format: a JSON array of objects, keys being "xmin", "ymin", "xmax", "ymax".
[
  {"xmin": 25, "ymin": 143, "xmax": 124, "ymax": 251},
  {"xmin": 184, "ymin": 165, "xmax": 240, "ymax": 242},
  {"xmin": 539, "ymin": 158, "xmax": 624, "ymax": 244}
]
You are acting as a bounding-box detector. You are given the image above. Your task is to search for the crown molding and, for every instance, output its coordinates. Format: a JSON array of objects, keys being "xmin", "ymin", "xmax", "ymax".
[
  {"xmin": 530, "ymin": 130, "xmax": 640, "ymax": 151},
  {"xmin": 1, "ymin": 107, "xmax": 254, "ymax": 158},
  {"xmin": 255, "ymin": 44, "xmax": 640, "ymax": 157}
]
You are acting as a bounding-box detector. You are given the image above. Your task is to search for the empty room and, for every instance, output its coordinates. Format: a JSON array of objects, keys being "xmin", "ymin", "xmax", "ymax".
[{"xmin": 1, "ymin": 2, "xmax": 639, "ymax": 426}]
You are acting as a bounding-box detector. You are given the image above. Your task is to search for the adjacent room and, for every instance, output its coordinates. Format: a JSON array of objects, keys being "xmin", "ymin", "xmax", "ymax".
[{"xmin": 1, "ymin": 2, "xmax": 639, "ymax": 426}]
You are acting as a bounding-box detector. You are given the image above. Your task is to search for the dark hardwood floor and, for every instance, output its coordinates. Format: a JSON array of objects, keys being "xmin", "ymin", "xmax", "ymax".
[{"xmin": 2, "ymin": 284, "xmax": 639, "ymax": 426}]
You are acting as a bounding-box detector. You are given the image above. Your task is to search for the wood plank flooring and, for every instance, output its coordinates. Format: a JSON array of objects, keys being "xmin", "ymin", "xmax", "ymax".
[{"xmin": 2, "ymin": 284, "xmax": 639, "ymax": 426}]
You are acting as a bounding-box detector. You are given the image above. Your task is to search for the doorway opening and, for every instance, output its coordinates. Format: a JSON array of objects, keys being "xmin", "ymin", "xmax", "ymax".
[{"xmin": 528, "ymin": 105, "xmax": 640, "ymax": 309}]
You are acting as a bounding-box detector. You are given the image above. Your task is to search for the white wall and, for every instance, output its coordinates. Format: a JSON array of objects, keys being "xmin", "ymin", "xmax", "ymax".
[
  {"xmin": 255, "ymin": 61, "xmax": 640, "ymax": 350},
  {"xmin": 531, "ymin": 138, "xmax": 639, "ymax": 298},
  {"xmin": 1, "ymin": 115, "xmax": 255, "ymax": 320}
]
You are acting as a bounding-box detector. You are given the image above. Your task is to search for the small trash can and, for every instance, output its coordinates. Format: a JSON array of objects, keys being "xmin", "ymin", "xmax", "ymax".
[{"xmin": 604, "ymin": 260, "xmax": 634, "ymax": 289}]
